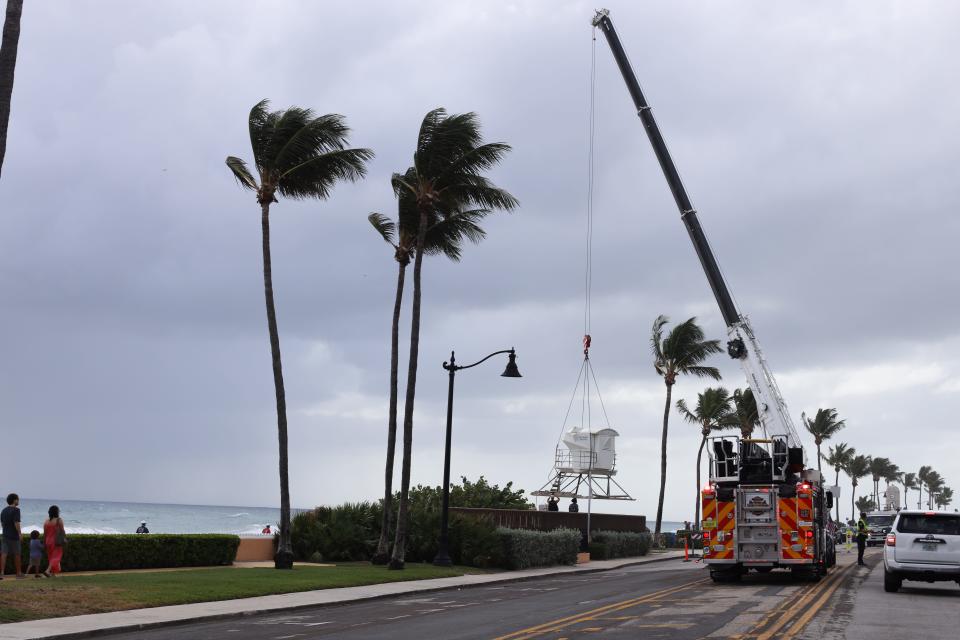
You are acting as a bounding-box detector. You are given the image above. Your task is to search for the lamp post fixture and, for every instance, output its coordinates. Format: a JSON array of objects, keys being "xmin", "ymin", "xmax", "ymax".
[{"xmin": 433, "ymin": 347, "xmax": 521, "ymax": 567}]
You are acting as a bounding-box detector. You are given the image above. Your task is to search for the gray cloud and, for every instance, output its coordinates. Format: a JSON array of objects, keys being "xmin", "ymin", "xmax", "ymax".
[{"xmin": 1, "ymin": 0, "xmax": 958, "ymax": 519}]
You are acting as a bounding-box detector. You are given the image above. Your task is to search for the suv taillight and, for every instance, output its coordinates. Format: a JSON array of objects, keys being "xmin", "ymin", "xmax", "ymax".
[{"xmin": 885, "ymin": 533, "xmax": 896, "ymax": 547}]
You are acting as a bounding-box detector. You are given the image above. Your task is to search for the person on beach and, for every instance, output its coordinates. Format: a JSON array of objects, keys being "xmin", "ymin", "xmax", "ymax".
[
  {"xmin": 43, "ymin": 505, "xmax": 66, "ymax": 577},
  {"xmin": 26, "ymin": 531, "xmax": 44, "ymax": 578},
  {"xmin": 136, "ymin": 521, "xmax": 149, "ymax": 534},
  {"xmin": 0, "ymin": 493, "xmax": 23, "ymax": 580},
  {"xmin": 261, "ymin": 524, "xmax": 271, "ymax": 535}
]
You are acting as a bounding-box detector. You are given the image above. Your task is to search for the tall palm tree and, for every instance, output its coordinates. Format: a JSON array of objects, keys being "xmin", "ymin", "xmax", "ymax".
[
  {"xmin": 0, "ymin": 0, "xmax": 24, "ymax": 178},
  {"xmin": 651, "ymin": 316, "xmax": 722, "ymax": 538},
  {"xmin": 730, "ymin": 387, "xmax": 759, "ymax": 440},
  {"xmin": 367, "ymin": 180, "xmax": 490, "ymax": 564},
  {"xmin": 917, "ymin": 466, "xmax": 933, "ymax": 509},
  {"xmin": 676, "ymin": 386, "xmax": 735, "ymax": 525},
  {"xmin": 388, "ymin": 109, "xmax": 517, "ymax": 570},
  {"xmin": 925, "ymin": 471, "xmax": 944, "ymax": 509},
  {"xmin": 822, "ymin": 442, "xmax": 854, "ymax": 522},
  {"xmin": 226, "ymin": 100, "xmax": 372, "ymax": 568},
  {"xmin": 846, "ymin": 455, "xmax": 870, "ymax": 522},
  {"xmin": 801, "ymin": 408, "xmax": 845, "ymax": 474},
  {"xmin": 866, "ymin": 457, "xmax": 895, "ymax": 510},
  {"xmin": 902, "ymin": 472, "xmax": 918, "ymax": 510}
]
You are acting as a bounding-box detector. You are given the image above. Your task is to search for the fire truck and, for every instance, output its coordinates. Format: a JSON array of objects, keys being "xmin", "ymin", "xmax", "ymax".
[{"xmin": 592, "ymin": 9, "xmax": 837, "ymax": 581}]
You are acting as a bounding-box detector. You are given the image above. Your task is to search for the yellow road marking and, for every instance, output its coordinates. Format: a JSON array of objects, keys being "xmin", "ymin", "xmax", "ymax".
[
  {"xmin": 752, "ymin": 563, "xmax": 855, "ymax": 640},
  {"xmin": 780, "ymin": 565, "xmax": 850, "ymax": 639},
  {"xmin": 492, "ymin": 578, "xmax": 707, "ymax": 640}
]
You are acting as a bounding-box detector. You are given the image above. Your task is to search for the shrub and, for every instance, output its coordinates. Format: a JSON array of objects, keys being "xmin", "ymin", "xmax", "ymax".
[
  {"xmin": 497, "ymin": 527, "xmax": 580, "ymax": 569},
  {"xmin": 4, "ymin": 534, "xmax": 239, "ymax": 573},
  {"xmin": 588, "ymin": 541, "xmax": 609, "ymax": 560},
  {"xmin": 290, "ymin": 502, "xmax": 381, "ymax": 562},
  {"xmin": 591, "ymin": 530, "xmax": 651, "ymax": 559}
]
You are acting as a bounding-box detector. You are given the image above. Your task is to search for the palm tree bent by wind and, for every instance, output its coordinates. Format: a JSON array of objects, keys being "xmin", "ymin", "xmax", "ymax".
[
  {"xmin": 676, "ymin": 386, "xmax": 735, "ymax": 525},
  {"xmin": 730, "ymin": 387, "xmax": 759, "ymax": 440},
  {"xmin": 226, "ymin": 100, "xmax": 372, "ymax": 568},
  {"xmin": 367, "ymin": 173, "xmax": 492, "ymax": 564},
  {"xmin": 822, "ymin": 442, "xmax": 854, "ymax": 523},
  {"xmin": 388, "ymin": 109, "xmax": 517, "ymax": 570},
  {"xmin": 846, "ymin": 455, "xmax": 870, "ymax": 522},
  {"xmin": 802, "ymin": 408, "xmax": 845, "ymax": 475},
  {"xmin": 651, "ymin": 316, "xmax": 721, "ymax": 538}
]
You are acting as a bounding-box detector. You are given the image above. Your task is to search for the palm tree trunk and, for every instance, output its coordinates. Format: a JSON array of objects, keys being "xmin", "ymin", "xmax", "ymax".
[
  {"xmin": 372, "ymin": 260, "xmax": 406, "ymax": 564},
  {"xmin": 654, "ymin": 381, "xmax": 673, "ymax": 538},
  {"xmin": 260, "ymin": 202, "xmax": 293, "ymax": 569},
  {"xmin": 390, "ymin": 209, "xmax": 429, "ymax": 570},
  {"xmin": 815, "ymin": 443, "xmax": 821, "ymax": 473},
  {"xmin": 0, "ymin": 0, "xmax": 24, "ymax": 178},
  {"xmin": 695, "ymin": 435, "xmax": 705, "ymax": 527},
  {"xmin": 850, "ymin": 480, "xmax": 856, "ymax": 522},
  {"xmin": 835, "ymin": 467, "xmax": 841, "ymax": 523}
]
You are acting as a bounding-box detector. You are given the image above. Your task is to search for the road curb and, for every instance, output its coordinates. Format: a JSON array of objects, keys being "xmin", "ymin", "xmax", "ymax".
[{"xmin": 3, "ymin": 553, "xmax": 686, "ymax": 640}]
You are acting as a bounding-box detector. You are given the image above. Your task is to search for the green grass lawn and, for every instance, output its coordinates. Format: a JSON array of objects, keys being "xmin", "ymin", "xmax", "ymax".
[{"xmin": 0, "ymin": 563, "xmax": 468, "ymax": 623}]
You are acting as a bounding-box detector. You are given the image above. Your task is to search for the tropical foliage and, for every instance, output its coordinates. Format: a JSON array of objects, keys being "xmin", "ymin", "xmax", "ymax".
[
  {"xmin": 651, "ymin": 315, "xmax": 721, "ymax": 537},
  {"xmin": 730, "ymin": 387, "xmax": 759, "ymax": 439},
  {"xmin": 226, "ymin": 99, "xmax": 372, "ymax": 567},
  {"xmin": 855, "ymin": 496, "xmax": 876, "ymax": 514},
  {"xmin": 845, "ymin": 455, "xmax": 871, "ymax": 521},
  {"xmin": 676, "ymin": 386, "xmax": 735, "ymax": 525},
  {"xmin": 822, "ymin": 443, "xmax": 855, "ymax": 522},
  {"xmin": 801, "ymin": 408, "xmax": 845, "ymax": 473}
]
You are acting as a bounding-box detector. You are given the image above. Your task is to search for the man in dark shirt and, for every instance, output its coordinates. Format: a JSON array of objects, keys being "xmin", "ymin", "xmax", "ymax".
[
  {"xmin": 856, "ymin": 511, "xmax": 869, "ymax": 566},
  {"xmin": 1, "ymin": 493, "xmax": 23, "ymax": 579},
  {"xmin": 136, "ymin": 522, "xmax": 149, "ymax": 534}
]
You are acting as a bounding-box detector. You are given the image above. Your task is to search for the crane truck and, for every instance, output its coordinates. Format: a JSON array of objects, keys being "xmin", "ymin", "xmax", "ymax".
[{"xmin": 592, "ymin": 9, "xmax": 837, "ymax": 582}]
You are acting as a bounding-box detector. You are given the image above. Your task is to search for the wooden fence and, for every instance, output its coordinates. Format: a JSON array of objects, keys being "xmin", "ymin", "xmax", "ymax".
[{"xmin": 450, "ymin": 508, "xmax": 647, "ymax": 533}]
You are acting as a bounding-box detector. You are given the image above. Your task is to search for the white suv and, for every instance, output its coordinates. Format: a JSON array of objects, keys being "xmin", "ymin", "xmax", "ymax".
[{"xmin": 883, "ymin": 510, "xmax": 960, "ymax": 592}]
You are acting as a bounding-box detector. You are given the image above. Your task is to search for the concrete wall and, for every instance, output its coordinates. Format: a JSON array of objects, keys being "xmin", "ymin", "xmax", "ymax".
[{"xmin": 236, "ymin": 537, "xmax": 275, "ymax": 562}]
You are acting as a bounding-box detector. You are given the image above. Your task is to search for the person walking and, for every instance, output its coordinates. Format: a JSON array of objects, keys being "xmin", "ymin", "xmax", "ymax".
[
  {"xmin": 1, "ymin": 493, "xmax": 24, "ymax": 579},
  {"xmin": 856, "ymin": 511, "xmax": 868, "ymax": 566},
  {"xmin": 43, "ymin": 505, "xmax": 66, "ymax": 577}
]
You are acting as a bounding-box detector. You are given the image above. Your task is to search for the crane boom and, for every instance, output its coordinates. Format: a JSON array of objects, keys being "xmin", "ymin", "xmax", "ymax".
[{"xmin": 591, "ymin": 9, "xmax": 804, "ymax": 455}]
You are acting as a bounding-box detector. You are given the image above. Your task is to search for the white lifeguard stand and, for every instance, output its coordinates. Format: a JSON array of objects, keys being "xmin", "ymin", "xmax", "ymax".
[{"xmin": 532, "ymin": 426, "xmax": 633, "ymax": 500}]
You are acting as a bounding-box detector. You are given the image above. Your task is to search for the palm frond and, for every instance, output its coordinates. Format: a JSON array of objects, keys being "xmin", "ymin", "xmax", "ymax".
[
  {"xmin": 682, "ymin": 365, "xmax": 722, "ymax": 380},
  {"xmin": 277, "ymin": 148, "xmax": 374, "ymax": 199},
  {"xmin": 650, "ymin": 315, "xmax": 668, "ymax": 363},
  {"xmin": 247, "ymin": 99, "xmax": 272, "ymax": 171},
  {"xmin": 368, "ymin": 213, "xmax": 397, "ymax": 246},
  {"xmin": 225, "ymin": 156, "xmax": 258, "ymax": 191},
  {"xmin": 273, "ymin": 113, "xmax": 352, "ymax": 174}
]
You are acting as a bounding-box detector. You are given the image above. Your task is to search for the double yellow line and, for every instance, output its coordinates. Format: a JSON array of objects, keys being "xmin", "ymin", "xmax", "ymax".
[
  {"xmin": 738, "ymin": 562, "xmax": 857, "ymax": 640},
  {"xmin": 493, "ymin": 577, "xmax": 708, "ymax": 640}
]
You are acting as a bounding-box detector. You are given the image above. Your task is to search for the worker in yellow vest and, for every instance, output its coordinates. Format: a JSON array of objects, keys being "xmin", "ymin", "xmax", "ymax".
[{"xmin": 856, "ymin": 512, "xmax": 868, "ymax": 566}]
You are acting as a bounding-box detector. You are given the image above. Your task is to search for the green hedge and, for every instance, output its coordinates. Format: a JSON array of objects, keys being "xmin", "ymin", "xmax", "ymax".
[
  {"xmin": 3, "ymin": 534, "xmax": 240, "ymax": 573},
  {"xmin": 496, "ymin": 527, "xmax": 580, "ymax": 570},
  {"xmin": 589, "ymin": 530, "xmax": 651, "ymax": 559}
]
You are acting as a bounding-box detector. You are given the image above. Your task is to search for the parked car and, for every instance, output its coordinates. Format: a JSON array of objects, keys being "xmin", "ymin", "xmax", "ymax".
[
  {"xmin": 883, "ymin": 510, "xmax": 960, "ymax": 592},
  {"xmin": 866, "ymin": 511, "xmax": 897, "ymax": 546}
]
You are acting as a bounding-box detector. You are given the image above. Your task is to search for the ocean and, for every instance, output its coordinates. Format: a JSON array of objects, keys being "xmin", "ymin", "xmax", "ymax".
[
  {"xmin": 11, "ymin": 497, "xmax": 685, "ymax": 535},
  {"xmin": 14, "ymin": 498, "xmax": 282, "ymax": 536}
]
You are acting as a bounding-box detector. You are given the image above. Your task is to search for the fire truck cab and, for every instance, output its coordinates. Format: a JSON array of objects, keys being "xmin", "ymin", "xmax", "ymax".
[{"xmin": 702, "ymin": 434, "xmax": 836, "ymax": 582}]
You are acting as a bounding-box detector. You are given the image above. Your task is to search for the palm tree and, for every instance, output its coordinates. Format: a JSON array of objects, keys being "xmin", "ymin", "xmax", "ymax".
[
  {"xmin": 867, "ymin": 457, "xmax": 892, "ymax": 509},
  {"xmin": 902, "ymin": 472, "xmax": 918, "ymax": 510},
  {"xmin": 925, "ymin": 471, "xmax": 944, "ymax": 509},
  {"xmin": 855, "ymin": 495, "xmax": 875, "ymax": 514},
  {"xmin": 367, "ymin": 180, "xmax": 491, "ymax": 564},
  {"xmin": 801, "ymin": 408, "xmax": 845, "ymax": 474},
  {"xmin": 226, "ymin": 100, "xmax": 372, "ymax": 568},
  {"xmin": 917, "ymin": 465, "xmax": 933, "ymax": 509},
  {"xmin": 935, "ymin": 486, "xmax": 953, "ymax": 509},
  {"xmin": 822, "ymin": 443, "xmax": 854, "ymax": 522},
  {"xmin": 388, "ymin": 109, "xmax": 517, "ymax": 570},
  {"xmin": 730, "ymin": 388, "xmax": 759, "ymax": 439},
  {"xmin": 846, "ymin": 455, "xmax": 870, "ymax": 522},
  {"xmin": 0, "ymin": 0, "xmax": 24, "ymax": 178},
  {"xmin": 676, "ymin": 387, "xmax": 735, "ymax": 525},
  {"xmin": 651, "ymin": 316, "xmax": 721, "ymax": 538}
]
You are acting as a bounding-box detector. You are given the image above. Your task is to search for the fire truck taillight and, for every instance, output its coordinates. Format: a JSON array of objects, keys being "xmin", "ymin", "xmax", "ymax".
[
  {"xmin": 703, "ymin": 531, "xmax": 711, "ymax": 540},
  {"xmin": 805, "ymin": 531, "xmax": 814, "ymax": 539},
  {"xmin": 886, "ymin": 533, "xmax": 896, "ymax": 547}
]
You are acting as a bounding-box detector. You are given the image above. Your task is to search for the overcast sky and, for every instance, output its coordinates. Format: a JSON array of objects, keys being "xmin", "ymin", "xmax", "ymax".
[{"xmin": 2, "ymin": 0, "xmax": 958, "ymax": 523}]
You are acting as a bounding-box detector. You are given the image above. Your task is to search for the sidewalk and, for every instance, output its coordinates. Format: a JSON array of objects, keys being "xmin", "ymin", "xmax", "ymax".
[{"xmin": 0, "ymin": 551, "xmax": 685, "ymax": 640}]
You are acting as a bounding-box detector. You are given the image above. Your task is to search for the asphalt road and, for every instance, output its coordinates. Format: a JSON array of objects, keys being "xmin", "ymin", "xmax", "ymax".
[{"xmin": 108, "ymin": 552, "xmax": 886, "ymax": 640}]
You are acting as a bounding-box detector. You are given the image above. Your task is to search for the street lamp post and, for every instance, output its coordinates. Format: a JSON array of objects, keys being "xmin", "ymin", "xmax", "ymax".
[{"xmin": 433, "ymin": 348, "xmax": 521, "ymax": 567}]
